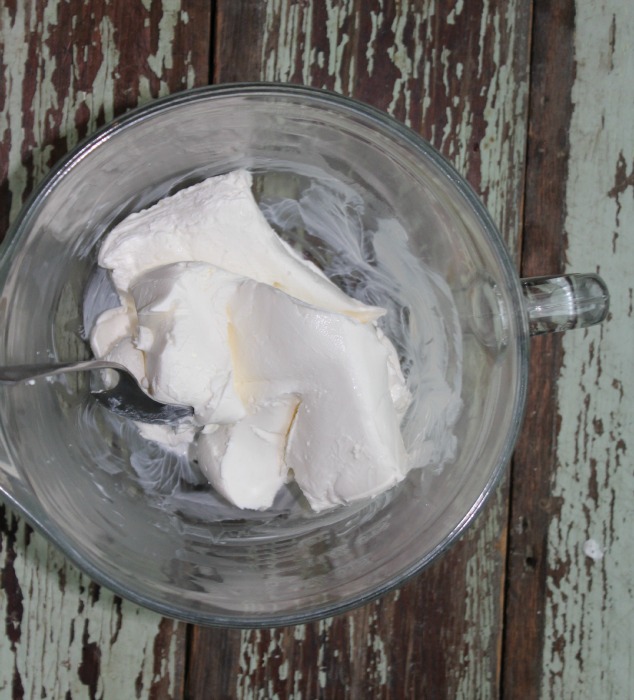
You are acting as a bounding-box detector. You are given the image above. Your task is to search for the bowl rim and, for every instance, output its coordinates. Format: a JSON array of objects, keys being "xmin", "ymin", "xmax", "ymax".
[{"xmin": 0, "ymin": 82, "xmax": 529, "ymax": 627}]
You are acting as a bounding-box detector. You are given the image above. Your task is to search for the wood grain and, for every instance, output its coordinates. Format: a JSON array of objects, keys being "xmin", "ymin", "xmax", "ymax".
[
  {"xmin": 504, "ymin": 1, "xmax": 634, "ymax": 697},
  {"xmin": 188, "ymin": 1, "xmax": 532, "ymax": 697},
  {"xmin": 188, "ymin": 504, "xmax": 513, "ymax": 699},
  {"xmin": 502, "ymin": 0, "xmax": 575, "ymax": 696},
  {"xmin": 0, "ymin": 507, "xmax": 186, "ymax": 699},
  {"xmin": 541, "ymin": 1, "xmax": 634, "ymax": 696},
  {"xmin": 5, "ymin": 1, "xmax": 627, "ymax": 697},
  {"xmin": 0, "ymin": 1, "xmax": 210, "ymax": 698}
]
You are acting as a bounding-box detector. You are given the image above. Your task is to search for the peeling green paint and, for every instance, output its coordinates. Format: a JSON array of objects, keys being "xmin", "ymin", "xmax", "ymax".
[
  {"xmin": 0, "ymin": 1, "xmax": 202, "ymax": 696},
  {"xmin": 0, "ymin": 511, "xmax": 183, "ymax": 698},
  {"xmin": 543, "ymin": 2, "xmax": 634, "ymax": 698}
]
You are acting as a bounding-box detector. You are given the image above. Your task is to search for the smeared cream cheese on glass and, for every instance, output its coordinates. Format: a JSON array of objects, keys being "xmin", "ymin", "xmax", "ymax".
[{"xmin": 91, "ymin": 170, "xmax": 412, "ymax": 511}]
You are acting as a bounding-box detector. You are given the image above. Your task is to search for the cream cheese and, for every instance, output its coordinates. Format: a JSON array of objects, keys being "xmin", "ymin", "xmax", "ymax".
[
  {"xmin": 98, "ymin": 170, "xmax": 384, "ymax": 323},
  {"xmin": 91, "ymin": 170, "xmax": 412, "ymax": 511}
]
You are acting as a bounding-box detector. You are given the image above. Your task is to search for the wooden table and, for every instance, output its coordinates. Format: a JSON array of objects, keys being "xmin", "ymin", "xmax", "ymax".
[{"xmin": 0, "ymin": 1, "xmax": 631, "ymax": 698}]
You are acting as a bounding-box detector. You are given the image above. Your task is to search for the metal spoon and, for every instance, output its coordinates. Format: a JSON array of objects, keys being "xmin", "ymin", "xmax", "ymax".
[{"xmin": 0, "ymin": 359, "xmax": 194, "ymax": 424}]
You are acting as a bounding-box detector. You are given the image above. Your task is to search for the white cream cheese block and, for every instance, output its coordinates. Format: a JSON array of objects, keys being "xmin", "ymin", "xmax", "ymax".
[{"xmin": 91, "ymin": 169, "xmax": 412, "ymax": 511}]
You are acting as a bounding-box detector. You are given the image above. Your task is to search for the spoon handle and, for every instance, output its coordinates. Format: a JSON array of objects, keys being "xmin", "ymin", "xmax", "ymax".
[
  {"xmin": 0, "ymin": 359, "xmax": 194, "ymax": 423},
  {"xmin": 0, "ymin": 359, "xmax": 124, "ymax": 384}
]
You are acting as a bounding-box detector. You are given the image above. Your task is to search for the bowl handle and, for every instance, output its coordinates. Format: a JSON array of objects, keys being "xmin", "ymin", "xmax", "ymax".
[{"xmin": 521, "ymin": 274, "xmax": 610, "ymax": 336}]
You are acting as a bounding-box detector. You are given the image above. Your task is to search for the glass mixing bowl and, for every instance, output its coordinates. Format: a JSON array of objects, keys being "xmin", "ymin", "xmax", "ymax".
[{"xmin": 0, "ymin": 84, "xmax": 608, "ymax": 626}]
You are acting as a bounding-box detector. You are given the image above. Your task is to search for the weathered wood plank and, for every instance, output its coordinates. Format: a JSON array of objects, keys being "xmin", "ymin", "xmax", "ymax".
[
  {"xmin": 189, "ymin": 500, "xmax": 512, "ymax": 699},
  {"xmin": 541, "ymin": 1, "xmax": 634, "ymax": 697},
  {"xmin": 0, "ymin": 1, "xmax": 210, "ymax": 697},
  {"xmin": 505, "ymin": 1, "xmax": 634, "ymax": 697},
  {"xmin": 189, "ymin": 1, "xmax": 531, "ymax": 697},
  {"xmin": 502, "ymin": 0, "xmax": 576, "ymax": 696},
  {"xmin": 253, "ymin": 0, "xmax": 531, "ymax": 246},
  {"xmin": 0, "ymin": 507, "xmax": 186, "ymax": 699}
]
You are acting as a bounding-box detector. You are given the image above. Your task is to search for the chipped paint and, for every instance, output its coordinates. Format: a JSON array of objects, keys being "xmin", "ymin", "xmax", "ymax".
[
  {"xmin": 455, "ymin": 505, "xmax": 502, "ymax": 699},
  {"xmin": 542, "ymin": 1, "xmax": 634, "ymax": 697},
  {"xmin": 347, "ymin": 615, "xmax": 355, "ymax": 662},
  {"xmin": 147, "ymin": 3, "xmax": 180, "ymax": 76},
  {"xmin": 446, "ymin": 0, "xmax": 464, "ymax": 25},
  {"xmin": 366, "ymin": 601, "xmax": 390, "ymax": 687},
  {"xmin": 237, "ymin": 627, "xmax": 288, "ymax": 699},
  {"xmin": 236, "ymin": 1, "xmax": 531, "ymax": 696},
  {"xmin": 0, "ymin": 1, "xmax": 25, "ymax": 225},
  {"xmin": 262, "ymin": 0, "xmax": 357, "ymax": 90},
  {"xmin": 0, "ymin": 1, "xmax": 208, "ymax": 696},
  {"xmin": 260, "ymin": 0, "xmax": 527, "ymax": 250},
  {"xmin": 0, "ymin": 509, "xmax": 183, "ymax": 698},
  {"xmin": 385, "ymin": 9, "xmax": 425, "ymax": 120},
  {"xmin": 1, "ymin": 0, "xmax": 197, "ymax": 230}
]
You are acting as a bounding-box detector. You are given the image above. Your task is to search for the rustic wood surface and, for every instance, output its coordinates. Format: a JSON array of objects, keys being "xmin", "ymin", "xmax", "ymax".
[
  {"xmin": 195, "ymin": 1, "xmax": 531, "ymax": 699},
  {"xmin": 0, "ymin": 1, "xmax": 209, "ymax": 698},
  {"xmin": 0, "ymin": 1, "xmax": 630, "ymax": 699},
  {"xmin": 540, "ymin": 3, "xmax": 633, "ymax": 698},
  {"xmin": 502, "ymin": 1, "xmax": 576, "ymax": 696}
]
